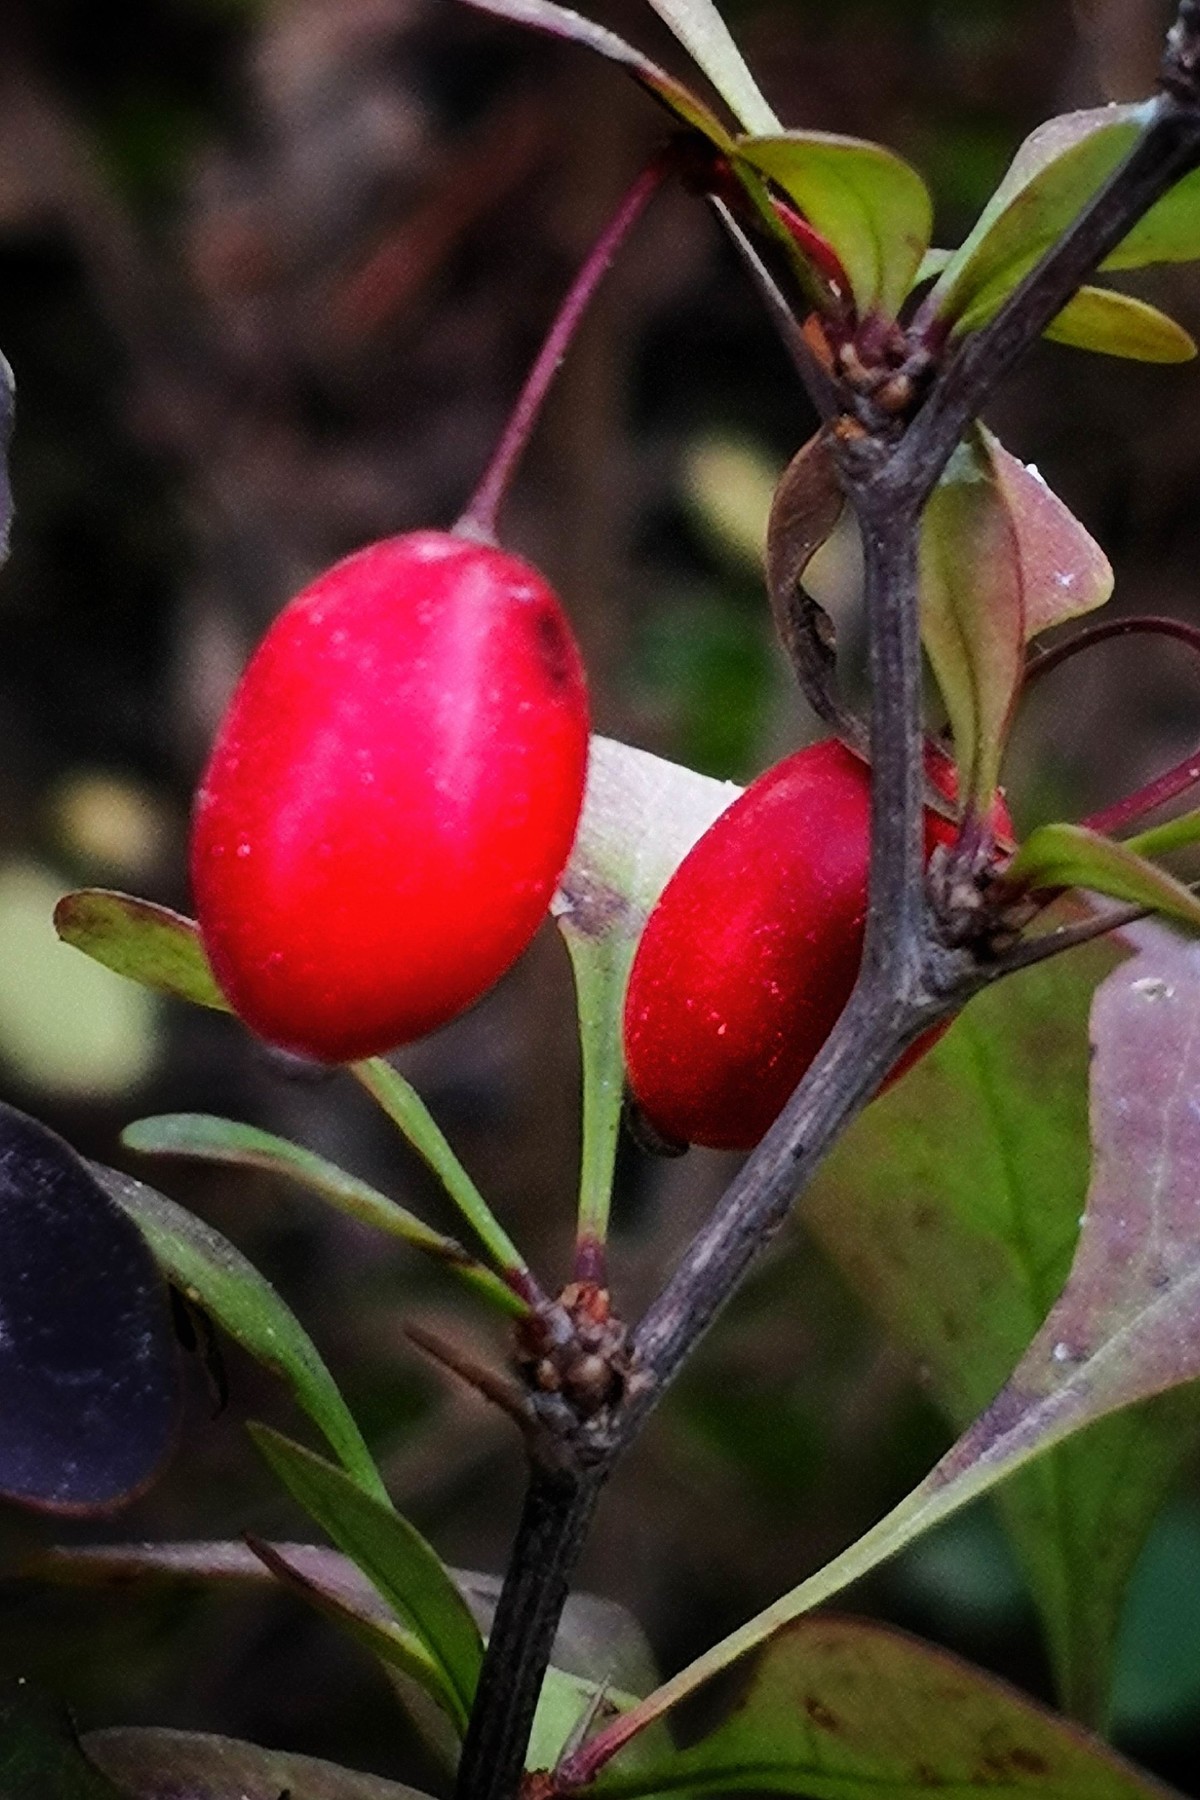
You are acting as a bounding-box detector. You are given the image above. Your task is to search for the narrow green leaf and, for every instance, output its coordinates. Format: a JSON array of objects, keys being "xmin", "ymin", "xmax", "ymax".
[
  {"xmin": 120, "ymin": 1113, "xmax": 523, "ymax": 1316},
  {"xmin": 1006, "ymin": 822, "xmax": 1200, "ymax": 931},
  {"xmin": 585, "ymin": 1618, "xmax": 1181, "ymax": 1800},
  {"xmin": 250, "ymin": 1425, "xmax": 483, "ymax": 1731},
  {"xmin": 737, "ymin": 132, "xmax": 933, "ymax": 315},
  {"xmin": 92, "ymin": 1165, "xmax": 388, "ymax": 1505},
  {"xmin": 553, "ymin": 736, "xmax": 739, "ymax": 1242},
  {"xmin": 54, "ymin": 888, "xmax": 227, "ymax": 1010},
  {"xmin": 351, "ymin": 1058, "xmax": 531, "ymax": 1293},
  {"xmin": 1123, "ymin": 808, "xmax": 1200, "ymax": 860},
  {"xmin": 85, "ymin": 1729, "xmax": 431, "ymax": 1800},
  {"xmin": 457, "ymin": 0, "xmax": 733, "ymax": 144},
  {"xmin": 643, "ymin": 0, "xmax": 778, "ymax": 134},
  {"xmin": 919, "ymin": 428, "xmax": 1023, "ymax": 807},
  {"xmin": 805, "ymin": 944, "xmax": 1198, "ymax": 1727},
  {"xmin": 1044, "ymin": 285, "xmax": 1196, "ymax": 362},
  {"xmin": 0, "ymin": 1684, "xmax": 126, "ymax": 1800},
  {"xmin": 575, "ymin": 938, "xmax": 1200, "ymax": 1761}
]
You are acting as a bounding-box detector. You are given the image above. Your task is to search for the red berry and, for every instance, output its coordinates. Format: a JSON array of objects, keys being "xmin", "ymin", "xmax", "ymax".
[
  {"xmin": 192, "ymin": 530, "xmax": 589, "ymax": 1062},
  {"xmin": 623, "ymin": 739, "xmax": 1001, "ymax": 1152}
]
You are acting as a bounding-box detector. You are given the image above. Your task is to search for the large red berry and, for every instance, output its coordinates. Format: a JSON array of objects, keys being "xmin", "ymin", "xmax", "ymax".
[
  {"xmin": 192, "ymin": 530, "xmax": 589, "ymax": 1062},
  {"xmin": 623, "ymin": 739, "xmax": 992, "ymax": 1152}
]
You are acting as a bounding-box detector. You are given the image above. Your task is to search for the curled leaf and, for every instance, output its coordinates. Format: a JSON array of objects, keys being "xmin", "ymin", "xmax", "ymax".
[{"xmin": 764, "ymin": 430, "xmax": 849, "ymax": 735}]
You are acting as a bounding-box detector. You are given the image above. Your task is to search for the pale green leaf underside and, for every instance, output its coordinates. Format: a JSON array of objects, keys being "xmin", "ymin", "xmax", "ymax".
[
  {"xmin": 1045, "ymin": 286, "xmax": 1196, "ymax": 361},
  {"xmin": 643, "ymin": 0, "xmax": 778, "ymax": 133}
]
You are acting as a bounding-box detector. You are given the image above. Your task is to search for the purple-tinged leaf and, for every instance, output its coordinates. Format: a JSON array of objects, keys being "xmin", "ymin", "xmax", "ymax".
[
  {"xmin": 641, "ymin": 0, "xmax": 777, "ymax": 133},
  {"xmin": 54, "ymin": 889, "xmax": 227, "ymax": 1011},
  {"xmin": 92, "ymin": 1164, "xmax": 387, "ymax": 1504},
  {"xmin": 0, "ymin": 1684, "xmax": 127, "ymax": 1799},
  {"xmin": 457, "ymin": 0, "xmax": 733, "ymax": 144},
  {"xmin": 120, "ymin": 1113, "xmax": 522, "ymax": 1315},
  {"xmin": 1044, "ymin": 286, "xmax": 1196, "ymax": 362},
  {"xmin": 568, "ymin": 938, "xmax": 1200, "ymax": 1750},
  {"xmin": 919, "ymin": 428, "xmax": 1023, "ymax": 808},
  {"xmin": 84, "ymin": 1729, "xmax": 431, "ymax": 1799},
  {"xmin": 804, "ymin": 942, "xmax": 1200, "ymax": 1725},
  {"xmin": 578, "ymin": 1618, "xmax": 1181, "ymax": 1799},
  {"xmin": 985, "ymin": 434, "xmax": 1113, "ymax": 641},
  {"xmin": 246, "ymin": 1537, "xmax": 456, "ymax": 1723},
  {"xmin": 0, "ymin": 1106, "xmax": 178, "ymax": 1514},
  {"xmin": 1006, "ymin": 823, "xmax": 1200, "ymax": 932},
  {"xmin": 737, "ymin": 132, "xmax": 932, "ymax": 315}
]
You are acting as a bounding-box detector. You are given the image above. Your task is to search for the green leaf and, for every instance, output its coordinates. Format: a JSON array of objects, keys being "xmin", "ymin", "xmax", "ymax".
[
  {"xmin": 1123, "ymin": 807, "xmax": 1200, "ymax": 860},
  {"xmin": 92, "ymin": 1164, "xmax": 387, "ymax": 1505},
  {"xmin": 642, "ymin": 0, "xmax": 778, "ymax": 134},
  {"xmin": 0, "ymin": 1684, "xmax": 125, "ymax": 1800},
  {"xmin": 553, "ymin": 736, "xmax": 739, "ymax": 1241},
  {"xmin": 1006, "ymin": 822, "xmax": 1200, "ymax": 931},
  {"xmin": 351, "ymin": 1058, "xmax": 531, "ymax": 1292},
  {"xmin": 54, "ymin": 888, "xmax": 227, "ymax": 1010},
  {"xmin": 919, "ymin": 428, "xmax": 1023, "ymax": 807},
  {"xmin": 927, "ymin": 107, "xmax": 1144, "ymax": 330},
  {"xmin": 249, "ymin": 1425, "xmax": 483, "ymax": 1733},
  {"xmin": 573, "ymin": 937, "xmax": 1200, "ymax": 1759},
  {"xmin": 457, "ymin": 0, "xmax": 733, "ymax": 144},
  {"xmin": 85, "ymin": 1728, "xmax": 431, "ymax": 1799},
  {"xmin": 736, "ymin": 132, "xmax": 933, "ymax": 316},
  {"xmin": 1044, "ymin": 286, "xmax": 1196, "ymax": 362},
  {"xmin": 584, "ymin": 1618, "xmax": 1181, "ymax": 1799},
  {"xmin": 1105, "ymin": 165, "xmax": 1200, "ymax": 270},
  {"xmin": 120, "ymin": 1113, "xmax": 523, "ymax": 1316},
  {"xmin": 805, "ymin": 944, "xmax": 1200, "ymax": 1725}
]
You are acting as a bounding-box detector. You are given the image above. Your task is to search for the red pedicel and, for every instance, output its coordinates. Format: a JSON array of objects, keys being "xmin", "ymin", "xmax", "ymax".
[
  {"xmin": 623, "ymin": 738, "xmax": 1004, "ymax": 1151},
  {"xmin": 192, "ymin": 531, "xmax": 589, "ymax": 1062}
]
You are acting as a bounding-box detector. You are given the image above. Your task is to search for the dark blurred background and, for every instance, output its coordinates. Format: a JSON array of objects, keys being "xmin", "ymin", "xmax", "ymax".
[{"xmin": 1, "ymin": 0, "xmax": 1199, "ymax": 1790}]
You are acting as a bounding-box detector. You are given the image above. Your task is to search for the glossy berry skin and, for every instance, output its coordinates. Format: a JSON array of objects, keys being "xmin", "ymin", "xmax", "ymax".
[
  {"xmin": 192, "ymin": 530, "xmax": 589, "ymax": 1062},
  {"xmin": 624, "ymin": 739, "xmax": 973, "ymax": 1152}
]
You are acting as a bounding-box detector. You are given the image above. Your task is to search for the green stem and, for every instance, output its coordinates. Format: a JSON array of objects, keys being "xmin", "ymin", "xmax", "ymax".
[
  {"xmin": 352, "ymin": 1058, "xmax": 540, "ymax": 1307},
  {"xmin": 561, "ymin": 929, "xmax": 636, "ymax": 1267}
]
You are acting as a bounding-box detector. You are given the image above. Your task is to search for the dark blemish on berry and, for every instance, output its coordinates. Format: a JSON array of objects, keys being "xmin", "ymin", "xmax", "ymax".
[{"xmin": 530, "ymin": 603, "xmax": 575, "ymax": 691}]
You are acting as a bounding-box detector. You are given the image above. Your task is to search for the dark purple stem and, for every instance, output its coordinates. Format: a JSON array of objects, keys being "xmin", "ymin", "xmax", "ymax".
[{"xmin": 455, "ymin": 157, "xmax": 668, "ymax": 544}]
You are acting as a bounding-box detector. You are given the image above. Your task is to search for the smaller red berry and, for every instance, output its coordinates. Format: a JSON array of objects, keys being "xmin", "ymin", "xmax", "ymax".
[
  {"xmin": 623, "ymin": 739, "xmax": 1007, "ymax": 1152},
  {"xmin": 192, "ymin": 531, "xmax": 589, "ymax": 1062}
]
